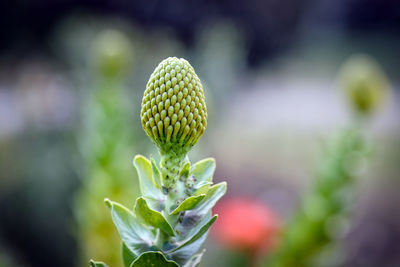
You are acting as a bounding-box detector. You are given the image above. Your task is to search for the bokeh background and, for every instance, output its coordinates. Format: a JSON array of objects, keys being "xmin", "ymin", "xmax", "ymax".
[{"xmin": 0, "ymin": 1, "xmax": 399, "ymax": 267}]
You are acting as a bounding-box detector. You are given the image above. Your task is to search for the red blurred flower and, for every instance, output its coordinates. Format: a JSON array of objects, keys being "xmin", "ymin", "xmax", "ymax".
[{"xmin": 212, "ymin": 197, "xmax": 281, "ymax": 255}]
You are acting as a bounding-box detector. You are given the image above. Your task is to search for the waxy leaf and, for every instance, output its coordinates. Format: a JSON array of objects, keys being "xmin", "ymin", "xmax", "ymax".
[
  {"xmin": 170, "ymin": 195, "xmax": 206, "ymax": 215},
  {"xmin": 169, "ymin": 226, "xmax": 208, "ymax": 265},
  {"xmin": 190, "ymin": 158, "xmax": 215, "ymax": 184},
  {"xmin": 90, "ymin": 260, "xmax": 109, "ymax": 267},
  {"xmin": 192, "ymin": 182, "xmax": 227, "ymax": 216},
  {"xmin": 135, "ymin": 197, "xmax": 175, "ymax": 236},
  {"xmin": 183, "ymin": 249, "xmax": 206, "ymax": 267},
  {"xmin": 122, "ymin": 242, "xmax": 136, "ymax": 267},
  {"xmin": 180, "ymin": 161, "xmax": 191, "ymax": 178},
  {"xmin": 193, "ymin": 181, "xmax": 212, "ymax": 196},
  {"xmin": 105, "ymin": 199, "xmax": 155, "ymax": 257},
  {"xmin": 171, "ymin": 215, "xmax": 217, "ymax": 252},
  {"xmin": 150, "ymin": 157, "xmax": 162, "ymax": 188},
  {"xmin": 133, "ymin": 155, "xmax": 163, "ymax": 200},
  {"xmin": 130, "ymin": 251, "xmax": 179, "ymax": 267}
]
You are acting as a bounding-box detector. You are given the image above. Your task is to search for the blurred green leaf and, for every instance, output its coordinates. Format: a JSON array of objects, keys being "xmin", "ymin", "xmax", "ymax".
[
  {"xmin": 105, "ymin": 199, "xmax": 155, "ymax": 256},
  {"xmin": 170, "ymin": 195, "xmax": 206, "ymax": 215},
  {"xmin": 130, "ymin": 251, "xmax": 179, "ymax": 267},
  {"xmin": 135, "ymin": 197, "xmax": 175, "ymax": 236}
]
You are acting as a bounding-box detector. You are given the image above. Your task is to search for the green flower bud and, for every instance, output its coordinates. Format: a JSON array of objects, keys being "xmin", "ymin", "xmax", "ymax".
[
  {"xmin": 91, "ymin": 29, "xmax": 133, "ymax": 78},
  {"xmin": 339, "ymin": 54, "xmax": 389, "ymax": 115},
  {"xmin": 141, "ymin": 57, "xmax": 207, "ymax": 187}
]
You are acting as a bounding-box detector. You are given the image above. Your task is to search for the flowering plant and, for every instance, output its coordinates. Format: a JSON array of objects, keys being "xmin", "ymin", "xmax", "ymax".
[{"xmin": 90, "ymin": 57, "xmax": 227, "ymax": 267}]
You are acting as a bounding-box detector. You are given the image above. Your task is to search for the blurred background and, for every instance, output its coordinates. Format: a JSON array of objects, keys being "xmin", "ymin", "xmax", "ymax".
[{"xmin": 0, "ymin": 1, "xmax": 399, "ymax": 267}]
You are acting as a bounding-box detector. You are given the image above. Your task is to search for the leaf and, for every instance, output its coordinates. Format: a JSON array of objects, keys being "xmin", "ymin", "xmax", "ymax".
[
  {"xmin": 183, "ymin": 249, "xmax": 206, "ymax": 267},
  {"xmin": 135, "ymin": 197, "xmax": 175, "ymax": 236},
  {"xmin": 191, "ymin": 182, "xmax": 227, "ymax": 216},
  {"xmin": 169, "ymin": 230, "xmax": 207, "ymax": 265},
  {"xmin": 130, "ymin": 251, "xmax": 179, "ymax": 267},
  {"xmin": 170, "ymin": 215, "xmax": 217, "ymax": 252},
  {"xmin": 122, "ymin": 242, "xmax": 137, "ymax": 267},
  {"xmin": 169, "ymin": 214, "xmax": 211, "ymax": 264},
  {"xmin": 180, "ymin": 161, "xmax": 191, "ymax": 178},
  {"xmin": 190, "ymin": 158, "xmax": 215, "ymax": 184},
  {"xmin": 170, "ymin": 195, "xmax": 206, "ymax": 215},
  {"xmin": 174, "ymin": 183, "xmax": 226, "ymax": 239},
  {"xmin": 151, "ymin": 157, "xmax": 162, "ymax": 188},
  {"xmin": 90, "ymin": 260, "xmax": 109, "ymax": 267},
  {"xmin": 105, "ymin": 199, "xmax": 155, "ymax": 256},
  {"xmin": 133, "ymin": 155, "xmax": 163, "ymax": 200},
  {"xmin": 193, "ymin": 182, "xmax": 212, "ymax": 196}
]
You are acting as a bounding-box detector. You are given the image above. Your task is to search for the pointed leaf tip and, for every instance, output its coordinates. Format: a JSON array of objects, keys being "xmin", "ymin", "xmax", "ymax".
[
  {"xmin": 135, "ymin": 197, "xmax": 175, "ymax": 236},
  {"xmin": 104, "ymin": 198, "xmax": 112, "ymax": 208},
  {"xmin": 90, "ymin": 260, "xmax": 109, "ymax": 267},
  {"xmin": 130, "ymin": 251, "xmax": 179, "ymax": 267},
  {"xmin": 133, "ymin": 155, "xmax": 163, "ymax": 200},
  {"xmin": 170, "ymin": 194, "xmax": 206, "ymax": 215}
]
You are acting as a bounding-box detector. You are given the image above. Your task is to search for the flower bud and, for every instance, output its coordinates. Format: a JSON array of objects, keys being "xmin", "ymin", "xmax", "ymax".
[
  {"xmin": 141, "ymin": 57, "xmax": 207, "ymax": 186},
  {"xmin": 141, "ymin": 57, "xmax": 207, "ymax": 151},
  {"xmin": 339, "ymin": 54, "xmax": 389, "ymax": 115},
  {"xmin": 91, "ymin": 29, "xmax": 133, "ymax": 78}
]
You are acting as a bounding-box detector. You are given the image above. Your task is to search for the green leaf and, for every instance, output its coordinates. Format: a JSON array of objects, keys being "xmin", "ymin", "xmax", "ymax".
[
  {"xmin": 170, "ymin": 195, "xmax": 206, "ymax": 215},
  {"xmin": 169, "ymin": 213, "xmax": 211, "ymax": 264},
  {"xmin": 122, "ymin": 242, "xmax": 137, "ymax": 267},
  {"xmin": 183, "ymin": 249, "xmax": 206, "ymax": 267},
  {"xmin": 192, "ymin": 182, "xmax": 227, "ymax": 216},
  {"xmin": 193, "ymin": 182, "xmax": 212, "ymax": 196},
  {"xmin": 190, "ymin": 158, "xmax": 215, "ymax": 184},
  {"xmin": 171, "ymin": 215, "xmax": 217, "ymax": 252},
  {"xmin": 90, "ymin": 260, "xmax": 109, "ymax": 267},
  {"xmin": 105, "ymin": 199, "xmax": 155, "ymax": 256},
  {"xmin": 133, "ymin": 155, "xmax": 163, "ymax": 200},
  {"xmin": 180, "ymin": 161, "xmax": 191, "ymax": 178},
  {"xmin": 151, "ymin": 157, "xmax": 162, "ymax": 188},
  {"xmin": 130, "ymin": 251, "xmax": 179, "ymax": 267},
  {"xmin": 135, "ymin": 197, "xmax": 175, "ymax": 236}
]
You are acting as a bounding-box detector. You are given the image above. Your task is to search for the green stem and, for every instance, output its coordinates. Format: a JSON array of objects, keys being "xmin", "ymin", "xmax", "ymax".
[
  {"xmin": 155, "ymin": 229, "xmax": 170, "ymax": 249},
  {"xmin": 160, "ymin": 150, "xmax": 187, "ymax": 189}
]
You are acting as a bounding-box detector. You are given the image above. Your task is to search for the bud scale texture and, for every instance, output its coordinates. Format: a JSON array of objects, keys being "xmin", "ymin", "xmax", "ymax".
[{"xmin": 141, "ymin": 57, "xmax": 207, "ymax": 186}]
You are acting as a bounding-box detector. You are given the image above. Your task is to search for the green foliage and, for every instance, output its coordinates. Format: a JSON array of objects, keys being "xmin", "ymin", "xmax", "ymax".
[
  {"xmin": 130, "ymin": 252, "xmax": 179, "ymax": 267},
  {"xmin": 266, "ymin": 128, "xmax": 368, "ymax": 267},
  {"xmin": 92, "ymin": 154, "xmax": 226, "ymax": 266},
  {"xmin": 75, "ymin": 29, "xmax": 139, "ymax": 267},
  {"xmin": 91, "ymin": 58, "xmax": 226, "ymax": 266}
]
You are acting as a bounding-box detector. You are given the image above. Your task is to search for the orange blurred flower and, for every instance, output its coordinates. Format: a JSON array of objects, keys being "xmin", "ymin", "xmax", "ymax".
[{"xmin": 212, "ymin": 197, "xmax": 281, "ymax": 255}]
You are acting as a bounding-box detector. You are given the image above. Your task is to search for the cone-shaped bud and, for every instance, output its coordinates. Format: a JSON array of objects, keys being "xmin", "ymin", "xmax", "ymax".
[
  {"xmin": 141, "ymin": 57, "xmax": 207, "ymax": 187},
  {"xmin": 339, "ymin": 54, "xmax": 389, "ymax": 115}
]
